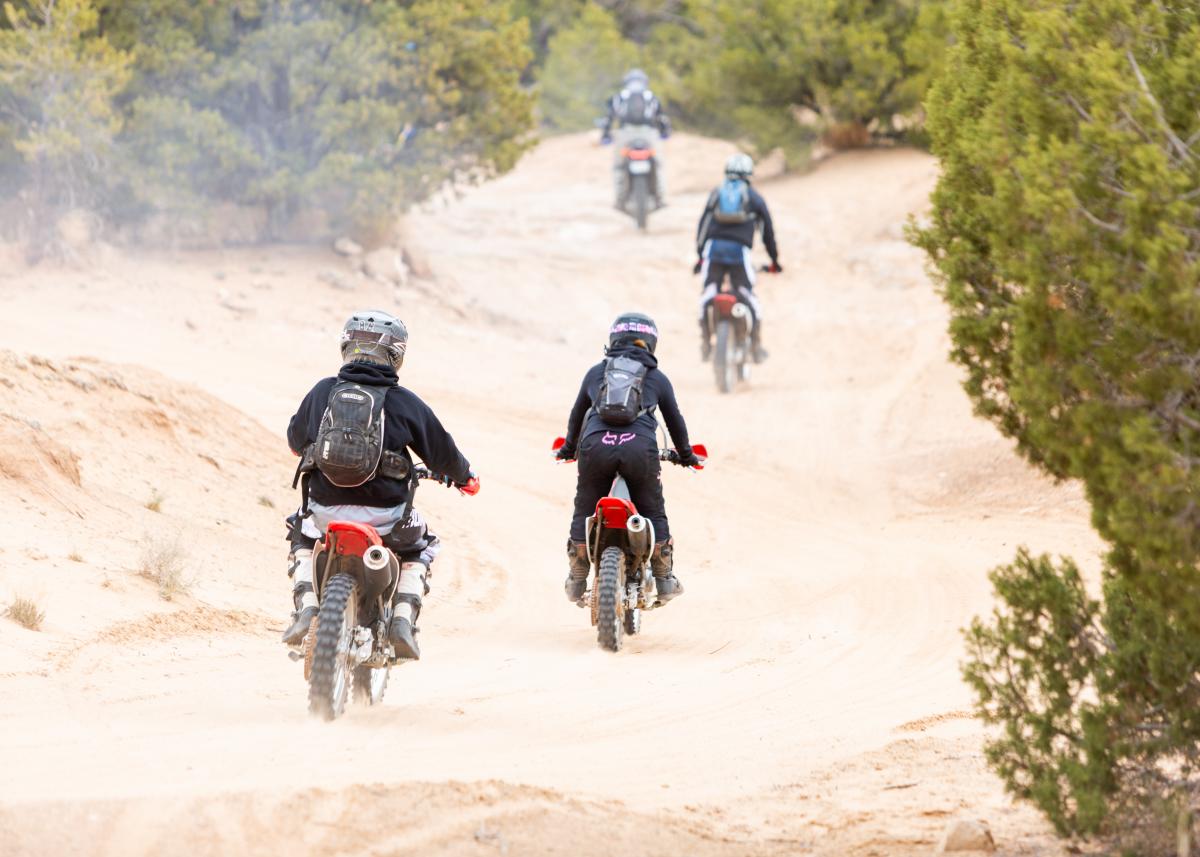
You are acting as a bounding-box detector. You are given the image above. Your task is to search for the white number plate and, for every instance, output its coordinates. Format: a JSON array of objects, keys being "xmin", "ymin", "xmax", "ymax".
[{"xmin": 628, "ymin": 161, "xmax": 651, "ymax": 174}]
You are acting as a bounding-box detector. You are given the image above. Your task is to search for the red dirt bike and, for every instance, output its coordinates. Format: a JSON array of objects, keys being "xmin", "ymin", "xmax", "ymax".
[
  {"xmin": 290, "ymin": 464, "xmax": 479, "ymax": 720},
  {"xmin": 701, "ymin": 263, "xmax": 779, "ymax": 394},
  {"xmin": 553, "ymin": 437, "xmax": 707, "ymax": 652}
]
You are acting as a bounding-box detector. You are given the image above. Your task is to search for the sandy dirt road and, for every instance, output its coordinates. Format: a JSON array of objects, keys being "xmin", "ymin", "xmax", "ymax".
[{"xmin": 0, "ymin": 133, "xmax": 1104, "ymax": 855}]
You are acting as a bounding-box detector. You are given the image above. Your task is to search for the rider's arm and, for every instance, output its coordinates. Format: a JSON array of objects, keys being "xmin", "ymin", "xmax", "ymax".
[
  {"xmin": 695, "ymin": 192, "xmax": 716, "ymax": 256},
  {"xmin": 601, "ymin": 95, "xmax": 617, "ymax": 138},
  {"xmin": 400, "ymin": 391, "xmax": 472, "ymax": 484},
  {"xmin": 563, "ymin": 368, "xmax": 598, "ymax": 450},
  {"xmin": 654, "ymin": 373, "xmax": 693, "ymax": 458},
  {"xmin": 754, "ymin": 190, "xmax": 780, "ymax": 263},
  {"xmin": 286, "ymin": 378, "xmax": 333, "ymax": 454}
]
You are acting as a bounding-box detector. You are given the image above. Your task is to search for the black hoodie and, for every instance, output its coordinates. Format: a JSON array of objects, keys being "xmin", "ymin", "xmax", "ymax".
[
  {"xmin": 562, "ymin": 346, "xmax": 693, "ymax": 454},
  {"xmin": 287, "ymin": 361, "xmax": 472, "ymax": 508}
]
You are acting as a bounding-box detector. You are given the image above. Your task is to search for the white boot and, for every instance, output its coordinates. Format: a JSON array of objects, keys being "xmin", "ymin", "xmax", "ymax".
[
  {"xmin": 282, "ymin": 548, "xmax": 318, "ymax": 644},
  {"xmin": 388, "ymin": 563, "xmax": 426, "ymax": 659}
]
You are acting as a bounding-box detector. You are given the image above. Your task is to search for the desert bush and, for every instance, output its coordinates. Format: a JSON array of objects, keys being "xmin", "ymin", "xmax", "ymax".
[
  {"xmin": 137, "ymin": 534, "xmax": 189, "ymax": 601},
  {"xmin": 5, "ymin": 595, "xmax": 46, "ymax": 630},
  {"xmin": 915, "ymin": 0, "xmax": 1200, "ymax": 846}
]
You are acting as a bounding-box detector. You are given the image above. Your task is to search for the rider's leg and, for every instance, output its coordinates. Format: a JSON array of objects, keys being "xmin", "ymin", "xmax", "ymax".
[
  {"xmin": 698, "ymin": 257, "xmax": 722, "ymax": 361},
  {"xmin": 282, "ymin": 518, "xmax": 319, "ymax": 645},
  {"xmin": 734, "ymin": 250, "xmax": 768, "ymax": 362},
  {"xmin": 383, "ymin": 510, "xmax": 439, "ymax": 659},
  {"xmin": 567, "ymin": 435, "xmax": 617, "ymax": 601},
  {"xmin": 622, "ymin": 441, "xmax": 684, "ymax": 604}
]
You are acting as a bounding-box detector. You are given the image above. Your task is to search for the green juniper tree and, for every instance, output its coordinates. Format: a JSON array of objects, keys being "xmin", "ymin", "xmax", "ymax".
[
  {"xmin": 915, "ymin": 0, "xmax": 1200, "ymax": 845},
  {"xmin": 0, "ymin": 0, "xmax": 130, "ymax": 257}
]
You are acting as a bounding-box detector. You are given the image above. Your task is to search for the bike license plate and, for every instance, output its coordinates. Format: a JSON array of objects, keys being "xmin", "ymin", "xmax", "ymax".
[{"xmin": 628, "ymin": 161, "xmax": 651, "ymax": 174}]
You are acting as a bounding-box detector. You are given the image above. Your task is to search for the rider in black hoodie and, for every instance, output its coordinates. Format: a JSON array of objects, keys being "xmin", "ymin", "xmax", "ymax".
[
  {"xmin": 281, "ymin": 310, "xmax": 475, "ymax": 660},
  {"xmin": 556, "ymin": 313, "xmax": 699, "ymax": 605}
]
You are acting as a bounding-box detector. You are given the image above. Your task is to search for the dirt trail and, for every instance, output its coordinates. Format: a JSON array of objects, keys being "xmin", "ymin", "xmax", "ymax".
[{"xmin": 0, "ymin": 133, "xmax": 1102, "ymax": 855}]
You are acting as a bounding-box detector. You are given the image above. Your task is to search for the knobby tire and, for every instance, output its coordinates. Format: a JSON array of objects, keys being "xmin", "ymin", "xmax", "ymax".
[
  {"xmin": 597, "ymin": 546, "xmax": 625, "ymax": 652},
  {"xmin": 308, "ymin": 573, "xmax": 356, "ymax": 721},
  {"xmin": 715, "ymin": 320, "xmax": 735, "ymax": 394}
]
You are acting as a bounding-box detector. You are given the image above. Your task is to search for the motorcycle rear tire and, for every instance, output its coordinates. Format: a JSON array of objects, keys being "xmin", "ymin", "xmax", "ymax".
[
  {"xmin": 596, "ymin": 546, "xmax": 626, "ymax": 652},
  {"xmin": 633, "ymin": 175, "xmax": 649, "ymax": 231},
  {"xmin": 714, "ymin": 320, "xmax": 736, "ymax": 394},
  {"xmin": 308, "ymin": 573, "xmax": 356, "ymax": 721}
]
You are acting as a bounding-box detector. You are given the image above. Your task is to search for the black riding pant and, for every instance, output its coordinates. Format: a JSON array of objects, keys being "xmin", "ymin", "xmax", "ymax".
[{"xmin": 570, "ymin": 432, "xmax": 669, "ymax": 544}]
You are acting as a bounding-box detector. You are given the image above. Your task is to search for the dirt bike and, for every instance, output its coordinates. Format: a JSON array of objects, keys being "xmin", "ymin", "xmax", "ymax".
[
  {"xmin": 706, "ymin": 288, "xmax": 753, "ymax": 394},
  {"xmin": 702, "ymin": 263, "xmax": 780, "ymax": 394},
  {"xmin": 618, "ymin": 139, "xmax": 659, "ymax": 231},
  {"xmin": 552, "ymin": 437, "xmax": 707, "ymax": 652},
  {"xmin": 288, "ymin": 465, "xmax": 479, "ymax": 721}
]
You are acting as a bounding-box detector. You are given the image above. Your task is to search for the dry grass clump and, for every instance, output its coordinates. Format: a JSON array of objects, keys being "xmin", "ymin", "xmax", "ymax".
[
  {"xmin": 5, "ymin": 595, "xmax": 45, "ymax": 630},
  {"xmin": 137, "ymin": 535, "xmax": 190, "ymax": 601}
]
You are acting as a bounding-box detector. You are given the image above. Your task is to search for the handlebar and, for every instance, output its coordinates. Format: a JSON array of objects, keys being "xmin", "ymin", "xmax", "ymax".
[{"xmin": 414, "ymin": 464, "xmax": 480, "ymax": 496}]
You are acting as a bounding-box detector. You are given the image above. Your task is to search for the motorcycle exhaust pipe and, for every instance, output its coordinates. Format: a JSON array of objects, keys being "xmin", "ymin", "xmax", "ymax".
[
  {"xmin": 363, "ymin": 545, "xmax": 391, "ymax": 571},
  {"xmin": 627, "ymin": 515, "xmax": 647, "ymax": 534},
  {"xmin": 731, "ymin": 303, "xmax": 749, "ymax": 319}
]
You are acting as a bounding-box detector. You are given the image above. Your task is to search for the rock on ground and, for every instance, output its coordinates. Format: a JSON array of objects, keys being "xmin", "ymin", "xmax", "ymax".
[{"xmin": 937, "ymin": 819, "xmax": 996, "ymax": 852}]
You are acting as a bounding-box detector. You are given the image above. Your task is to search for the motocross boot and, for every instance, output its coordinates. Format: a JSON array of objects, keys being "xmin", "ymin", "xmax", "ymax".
[
  {"xmin": 565, "ymin": 539, "xmax": 590, "ymax": 604},
  {"xmin": 388, "ymin": 563, "xmax": 425, "ymax": 660},
  {"xmin": 751, "ymin": 320, "xmax": 769, "ymax": 364},
  {"xmin": 282, "ymin": 548, "xmax": 318, "ymax": 645},
  {"xmin": 651, "ymin": 540, "xmax": 684, "ymax": 605}
]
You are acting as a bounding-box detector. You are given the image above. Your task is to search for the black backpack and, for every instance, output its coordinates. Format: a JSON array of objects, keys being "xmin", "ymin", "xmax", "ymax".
[
  {"xmin": 595, "ymin": 356, "xmax": 649, "ymax": 426},
  {"xmin": 314, "ymin": 381, "xmax": 388, "ymax": 487},
  {"xmin": 620, "ymin": 91, "xmax": 649, "ymax": 124}
]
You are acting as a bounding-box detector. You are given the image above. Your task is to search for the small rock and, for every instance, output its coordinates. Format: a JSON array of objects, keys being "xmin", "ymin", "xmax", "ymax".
[
  {"xmin": 318, "ymin": 269, "xmax": 355, "ymax": 291},
  {"xmin": 333, "ymin": 236, "xmax": 363, "ymax": 256},
  {"xmin": 362, "ymin": 247, "xmax": 409, "ymax": 288},
  {"xmin": 937, "ymin": 819, "xmax": 995, "ymax": 852}
]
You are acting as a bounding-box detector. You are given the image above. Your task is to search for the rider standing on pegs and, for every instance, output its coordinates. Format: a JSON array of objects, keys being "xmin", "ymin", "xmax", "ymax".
[{"xmin": 556, "ymin": 313, "xmax": 699, "ymax": 606}]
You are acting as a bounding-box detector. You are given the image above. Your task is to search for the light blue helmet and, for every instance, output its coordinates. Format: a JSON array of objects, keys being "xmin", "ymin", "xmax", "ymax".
[{"xmin": 623, "ymin": 68, "xmax": 649, "ymax": 90}]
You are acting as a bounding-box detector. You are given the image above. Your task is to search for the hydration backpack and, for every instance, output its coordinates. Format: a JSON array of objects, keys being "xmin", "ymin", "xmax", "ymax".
[
  {"xmin": 619, "ymin": 90, "xmax": 650, "ymax": 124},
  {"xmin": 595, "ymin": 356, "xmax": 649, "ymax": 426},
  {"xmin": 712, "ymin": 178, "xmax": 752, "ymax": 225},
  {"xmin": 314, "ymin": 382, "xmax": 388, "ymax": 487}
]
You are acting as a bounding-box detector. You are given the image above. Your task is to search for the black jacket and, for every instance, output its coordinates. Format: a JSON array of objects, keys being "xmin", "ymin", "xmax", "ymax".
[
  {"xmin": 602, "ymin": 89, "xmax": 671, "ymax": 137},
  {"xmin": 562, "ymin": 346, "xmax": 693, "ymax": 455},
  {"xmin": 695, "ymin": 184, "xmax": 778, "ymax": 261},
  {"xmin": 288, "ymin": 361, "xmax": 471, "ymax": 508}
]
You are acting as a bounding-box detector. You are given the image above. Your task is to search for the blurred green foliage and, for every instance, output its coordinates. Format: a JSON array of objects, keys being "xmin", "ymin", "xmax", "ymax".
[
  {"xmin": 1, "ymin": 0, "xmax": 534, "ymax": 246},
  {"xmin": 0, "ymin": 0, "xmax": 950, "ymax": 245}
]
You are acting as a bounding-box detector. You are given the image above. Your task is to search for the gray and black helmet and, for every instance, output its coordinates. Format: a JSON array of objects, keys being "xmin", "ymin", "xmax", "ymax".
[
  {"xmin": 608, "ymin": 312, "xmax": 659, "ymax": 354},
  {"xmin": 340, "ymin": 310, "xmax": 409, "ymax": 371},
  {"xmin": 623, "ymin": 68, "xmax": 649, "ymax": 90}
]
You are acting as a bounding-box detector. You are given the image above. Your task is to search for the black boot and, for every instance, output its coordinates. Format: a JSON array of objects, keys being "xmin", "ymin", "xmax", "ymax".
[
  {"xmin": 564, "ymin": 539, "xmax": 590, "ymax": 604},
  {"xmin": 751, "ymin": 320, "xmax": 768, "ymax": 363},
  {"xmin": 650, "ymin": 540, "xmax": 684, "ymax": 605},
  {"xmin": 389, "ymin": 616, "xmax": 420, "ymax": 660},
  {"xmin": 281, "ymin": 606, "xmax": 318, "ymax": 645}
]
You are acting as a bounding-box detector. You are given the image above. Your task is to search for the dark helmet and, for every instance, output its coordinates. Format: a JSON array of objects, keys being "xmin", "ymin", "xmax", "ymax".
[
  {"xmin": 608, "ymin": 312, "xmax": 658, "ymax": 354},
  {"xmin": 340, "ymin": 309, "xmax": 409, "ymax": 371}
]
